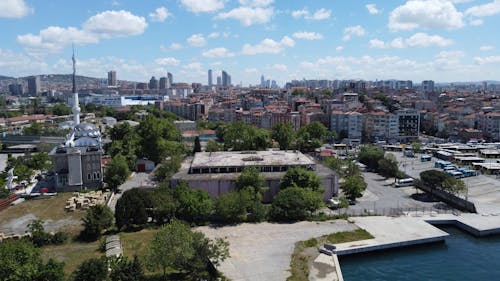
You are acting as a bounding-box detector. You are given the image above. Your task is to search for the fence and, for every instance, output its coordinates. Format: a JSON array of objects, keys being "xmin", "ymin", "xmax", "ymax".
[{"xmin": 333, "ymin": 206, "xmax": 459, "ymax": 217}]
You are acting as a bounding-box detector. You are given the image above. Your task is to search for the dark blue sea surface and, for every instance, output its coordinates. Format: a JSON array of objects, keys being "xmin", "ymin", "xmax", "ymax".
[{"xmin": 339, "ymin": 226, "xmax": 500, "ymax": 281}]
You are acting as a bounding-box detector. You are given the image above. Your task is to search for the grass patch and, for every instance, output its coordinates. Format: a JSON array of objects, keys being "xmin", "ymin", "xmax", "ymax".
[
  {"xmin": 306, "ymin": 213, "xmax": 349, "ymax": 221},
  {"xmin": 326, "ymin": 228, "xmax": 374, "ymax": 244},
  {"xmin": 120, "ymin": 228, "xmax": 159, "ymax": 259},
  {"xmin": 42, "ymin": 239, "xmax": 101, "ymax": 276},
  {"xmin": 287, "ymin": 228, "xmax": 374, "ymax": 281}
]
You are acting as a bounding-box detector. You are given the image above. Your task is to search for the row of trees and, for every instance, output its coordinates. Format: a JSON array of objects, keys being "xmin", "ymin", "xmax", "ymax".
[
  {"xmin": 358, "ymin": 145, "xmax": 400, "ymax": 178},
  {"xmin": 213, "ymin": 121, "xmax": 329, "ymax": 152},
  {"xmin": 324, "ymin": 157, "xmax": 367, "ymax": 201},
  {"xmin": 420, "ymin": 170, "xmax": 467, "ymax": 195}
]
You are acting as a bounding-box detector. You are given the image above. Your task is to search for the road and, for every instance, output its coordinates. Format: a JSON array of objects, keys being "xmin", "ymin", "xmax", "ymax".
[{"xmin": 107, "ymin": 172, "xmax": 154, "ymax": 212}]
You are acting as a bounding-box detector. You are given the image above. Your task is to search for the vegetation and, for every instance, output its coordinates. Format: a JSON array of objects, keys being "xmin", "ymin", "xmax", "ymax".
[
  {"xmin": 193, "ymin": 136, "xmax": 202, "ymax": 153},
  {"xmin": 104, "ymin": 154, "xmax": 131, "ymax": 191},
  {"xmin": 296, "ymin": 121, "xmax": 328, "ymax": 152},
  {"xmin": 0, "ymin": 239, "xmax": 65, "ymax": 281},
  {"xmin": 109, "ymin": 255, "xmax": 145, "ymax": 281},
  {"xmin": 154, "ymin": 154, "xmax": 182, "ymax": 181},
  {"xmin": 280, "ymin": 166, "xmax": 323, "ymax": 191},
  {"xmin": 342, "ymin": 176, "xmax": 367, "ymax": 201},
  {"xmin": 272, "ymin": 122, "xmax": 296, "ymax": 150},
  {"xmin": 206, "ymin": 139, "xmax": 222, "ymax": 152},
  {"xmin": 358, "ymin": 145, "xmax": 385, "ymax": 171},
  {"xmin": 377, "ymin": 156, "xmax": 399, "ymax": 178},
  {"xmin": 324, "ymin": 157, "xmax": 361, "ymax": 178},
  {"xmin": 325, "ymin": 228, "xmax": 374, "ymax": 244},
  {"xmin": 216, "ymin": 122, "xmax": 271, "ymax": 151},
  {"xmin": 420, "ymin": 170, "xmax": 466, "ymax": 195},
  {"xmin": 73, "ymin": 257, "xmax": 108, "ymax": 281},
  {"xmin": 144, "ymin": 220, "xmax": 229, "ymax": 280},
  {"xmin": 174, "ymin": 182, "xmax": 213, "ymax": 225},
  {"xmin": 269, "ymin": 187, "xmax": 323, "ymax": 221},
  {"xmin": 80, "ymin": 205, "xmax": 114, "ymax": 241},
  {"xmin": 115, "ymin": 188, "xmax": 153, "ymax": 230},
  {"xmin": 29, "ymin": 219, "xmax": 67, "ymax": 246}
]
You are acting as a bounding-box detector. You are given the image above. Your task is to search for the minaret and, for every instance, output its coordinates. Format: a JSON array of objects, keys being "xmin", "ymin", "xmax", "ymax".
[{"xmin": 72, "ymin": 45, "xmax": 80, "ymax": 125}]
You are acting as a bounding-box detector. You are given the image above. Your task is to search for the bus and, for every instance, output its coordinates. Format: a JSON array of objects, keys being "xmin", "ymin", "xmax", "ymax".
[
  {"xmin": 459, "ymin": 169, "xmax": 479, "ymax": 177},
  {"xmin": 421, "ymin": 154, "xmax": 432, "ymax": 162},
  {"xmin": 435, "ymin": 160, "xmax": 452, "ymax": 168},
  {"xmin": 395, "ymin": 178, "xmax": 414, "ymax": 187},
  {"xmin": 447, "ymin": 171, "xmax": 463, "ymax": 178}
]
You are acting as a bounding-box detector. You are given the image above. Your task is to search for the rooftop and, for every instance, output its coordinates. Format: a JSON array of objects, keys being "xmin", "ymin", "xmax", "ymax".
[{"xmin": 190, "ymin": 150, "xmax": 315, "ymax": 169}]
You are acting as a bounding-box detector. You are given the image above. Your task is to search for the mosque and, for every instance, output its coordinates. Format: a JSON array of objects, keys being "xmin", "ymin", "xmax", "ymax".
[{"xmin": 49, "ymin": 53, "xmax": 104, "ymax": 191}]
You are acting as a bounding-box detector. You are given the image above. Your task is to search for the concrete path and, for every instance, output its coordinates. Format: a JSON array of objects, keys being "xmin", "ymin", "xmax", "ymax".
[
  {"xmin": 107, "ymin": 172, "xmax": 152, "ymax": 212},
  {"xmin": 197, "ymin": 221, "xmax": 357, "ymax": 281}
]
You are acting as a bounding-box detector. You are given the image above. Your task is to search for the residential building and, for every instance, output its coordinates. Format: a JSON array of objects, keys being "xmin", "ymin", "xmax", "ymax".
[
  {"xmin": 397, "ymin": 109, "xmax": 420, "ymax": 142},
  {"xmin": 107, "ymin": 71, "xmax": 117, "ymax": 86},
  {"xmin": 27, "ymin": 76, "xmax": 40, "ymax": 96}
]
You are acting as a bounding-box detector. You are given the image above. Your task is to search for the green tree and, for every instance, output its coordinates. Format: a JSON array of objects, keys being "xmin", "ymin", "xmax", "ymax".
[
  {"xmin": 214, "ymin": 190, "xmax": 251, "ymax": 223},
  {"xmin": 136, "ymin": 116, "xmax": 182, "ymax": 163},
  {"xmin": 236, "ymin": 167, "xmax": 266, "ymax": 197},
  {"xmin": 145, "ymin": 221, "xmax": 229, "ymax": 279},
  {"xmin": 358, "ymin": 145, "xmax": 384, "ymax": 171},
  {"xmin": 269, "ymin": 187, "xmax": 322, "ymax": 221},
  {"xmin": 154, "ymin": 154, "xmax": 182, "ymax": 181},
  {"xmin": 420, "ymin": 170, "xmax": 450, "ymax": 189},
  {"xmin": 73, "ymin": 257, "xmax": 108, "ymax": 281},
  {"xmin": 411, "ymin": 142, "xmax": 422, "ymax": 154},
  {"xmin": 219, "ymin": 122, "xmax": 271, "ymax": 151},
  {"xmin": 442, "ymin": 177, "xmax": 467, "ymax": 195},
  {"xmin": 377, "ymin": 157, "xmax": 399, "ymax": 178},
  {"xmin": 174, "ymin": 182, "xmax": 213, "ymax": 224},
  {"xmin": 14, "ymin": 163, "xmax": 33, "ymax": 183},
  {"xmin": 271, "ymin": 122, "xmax": 296, "ymax": 150},
  {"xmin": 193, "ymin": 136, "xmax": 201, "ymax": 153},
  {"xmin": 206, "ymin": 139, "xmax": 221, "ymax": 152},
  {"xmin": 28, "ymin": 152, "xmax": 53, "ymax": 171},
  {"xmin": 280, "ymin": 166, "xmax": 322, "ymax": 191},
  {"xmin": 51, "ymin": 103, "xmax": 72, "ymax": 116},
  {"xmin": 109, "ymin": 255, "xmax": 144, "ymax": 281},
  {"xmin": 0, "ymin": 240, "xmax": 65, "ymax": 281},
  {"xmin": 342, "ymin": 176, "xmax": 367, "ymax": 201},
  {"xmin": 151, "ymin": 184, "xmax": 177, "ymax": 225},
  {"xmin": 109, "ymin": 122, "xmax": 135, "ymax": 141},
  {"xmin": 115, "ymin": 188, "xmax": 153, "ymax": 230},
  {"xmin": 104, "ymin": 154, "xmax": 130, "ymax": 191},
  {"xmin": 29, "ymin": 219, "xmax": 52, "ymax": 247},
  {"xmin": 80, "ymin": 205, "xmax": 114, "ymax": 241}
]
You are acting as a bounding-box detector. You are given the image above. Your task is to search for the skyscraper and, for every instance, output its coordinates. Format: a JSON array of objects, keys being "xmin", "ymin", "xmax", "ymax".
[
  {"xmin": 167, "ymin": 72, "xmax": 173, "ymax": 88},
  {"xmin": 149, "ymin": 76, "xmax": 158, "ymax": 90},
  {"xmin": 159, "ymin": 77, "xmax": 167, "ymax": 89},
  {"xmin": 217, "ymin": 76, "xmax": 221, "ymax": 86},
  {"xmin": 27, "ymin": 76, "xmax": 40, "ymax": 96},
  {"xmin": 107, "ymin": 70, "xmax": 117, "ymax": 86},
  {"xmin": 222, "ymin": 70, "xmax": 229, "ymax": 87},
  {"xmin": 261, "ymin": 75, "xmax": 265, "ymax": 87},
  {"xmin": 208, "ymin": 69, "xmax": 213, "ymax": 87}
]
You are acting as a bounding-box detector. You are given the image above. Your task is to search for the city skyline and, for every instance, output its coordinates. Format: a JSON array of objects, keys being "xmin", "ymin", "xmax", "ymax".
[{"xmin": 1, "ymin": 0, "xmax": 500, "ymax": 85}]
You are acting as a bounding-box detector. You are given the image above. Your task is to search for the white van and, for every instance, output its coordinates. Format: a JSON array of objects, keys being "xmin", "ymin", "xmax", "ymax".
[{"xmin": 395, "ymin": 178, "xmax": 414, "ymax": 187}]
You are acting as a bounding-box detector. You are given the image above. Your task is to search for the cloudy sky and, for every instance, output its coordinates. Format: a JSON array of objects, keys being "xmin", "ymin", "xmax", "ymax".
[{"xmin": 0, "ymin": 0, "xmax": 499, "ymax": 85}]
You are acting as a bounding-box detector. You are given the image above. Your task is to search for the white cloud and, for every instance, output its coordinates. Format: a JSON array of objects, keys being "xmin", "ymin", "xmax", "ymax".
[
  {"xmin": 170, "ymin": 43, "xmax": 183, "ymax": 50},
  {"xmin": 18, "ymin": 10, "xmax": 147, "ymax": 55},
  {"xmin": 149, "ymin": 7, "xmax": 171, "ymax": 22},
  {"xmin": 239, "ymin": 0, "xmax": 273, "ymax": 7},
  {"xmin": 83, "ymin": 10, "xmax": 147, "ymax": 38},
  {"xmin": 154, "ymin": 57, "xmax": 180, "ymax": 66},
  {"xmin": 469, "ymin": 19, "xmax": 484, "ymax": 26},
  {"xmin": 465, "ymin": 0, "xmax": 500, "ymax": 17},
  {"xmin": 369, "ymin": 33, "xmax": 453, "ymax": 48},
  {"xmin": 202, "ymin": 47, "xmax": 235, "ymax": 58},
  {"xmin": 343, "ymin": 25, "xmax": 365, "ymax": 42},
  {"xmin": 474, "ymin": 56, "xmax": 500, "ymax": 64},
  {"xmin": 245, "ymin": 67, "xmax": 259, "ymax": 73},
  {"xmin": 181, "ymin": 0, "xmax": 224, "ymax": 13},
  {"xmin": 291, "ymin": 8, "xmax": 331, "ymax": 20},
  {"xmin": 242, "ymin": 36, "xmax": 295, "ymax": 55},
  {"xmin": 208, "ymin": 32, "xmax": 220, "ymax": 38},
  {"xmin": 366, "ymin": 4, "xmax": 380, "ymax": 14},
  {"xmin": 480, "ymin": 45, "xmax": 495, "ymax": 51},
  {"xmin": 389, "ymin": 0, "xmax": 464, "ymax": 31},
  {"xmin": 216, "ymin": 7, "xmax": 273, "ymax": 26},
  {"xmin": 272, "ymin": 64, "xmax": 287, "ymax": 71},
  {"xmin": 336, "ymin": 46, "xmax": 344, "ymax": 52},
  {"xmin": 406, "ymin": 32, "xmax": 453, "ymax": 47},
  {"xmin": 187, "ymin": 34, "xmax": 207, "ymax": 47},
  {"xmin": 183, "ymin": 62, "xmax": 203, "ymax": 70},
  {"xmin": 292, "ymin": 31, "xmax": 323, "ymax": 40},
  {"xmin": 0, "ymin": 0, "xmax": 32, "ymax": 18}
]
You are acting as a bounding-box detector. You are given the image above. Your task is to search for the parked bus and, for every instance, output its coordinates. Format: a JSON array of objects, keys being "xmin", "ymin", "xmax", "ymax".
[
  {"xmin": 447, "ymin": 171, "xmax": 463, "ymax": 178},
  {"xmin": 459, "ymin": 169, "xmax": 479, "ymax": 177},
  {"xmin": 395, "ymin": 178, "xmax": 414, "ymax": 187},
  {"xmin": 435, "ymin": 160, "xmax": 452, "ymax": 168},
  {"xmin": 421, "ymin": 154, "xmax": 432, "ymax": 162}
]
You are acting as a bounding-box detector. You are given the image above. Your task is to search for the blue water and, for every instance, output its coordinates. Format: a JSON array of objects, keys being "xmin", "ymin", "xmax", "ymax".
[{"xmin": 339, "ymin": 226, "xmax": 500, "ymax": 281}]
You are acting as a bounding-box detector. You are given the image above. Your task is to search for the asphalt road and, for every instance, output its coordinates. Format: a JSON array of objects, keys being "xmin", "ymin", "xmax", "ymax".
[{"xmin": 107, "ymin": 172, "xmax": 153, "ymax": 212}]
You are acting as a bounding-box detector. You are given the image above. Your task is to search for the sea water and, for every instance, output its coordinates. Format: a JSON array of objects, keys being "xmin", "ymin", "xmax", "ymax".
[{"xmin": 340, "ymin": 226, "xmax": 500, "ymax": 281}]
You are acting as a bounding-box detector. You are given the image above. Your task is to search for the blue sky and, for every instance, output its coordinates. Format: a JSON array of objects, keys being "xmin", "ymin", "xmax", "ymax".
[{"xmin": 1, "ymin": 0, "xmax": 500, "ymax": 86}]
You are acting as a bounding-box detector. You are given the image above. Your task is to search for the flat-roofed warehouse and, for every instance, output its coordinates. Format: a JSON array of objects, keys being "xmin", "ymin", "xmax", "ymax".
[{"xmin": 171, "ymin": 150, "xmax": 338, "ymax": 202}]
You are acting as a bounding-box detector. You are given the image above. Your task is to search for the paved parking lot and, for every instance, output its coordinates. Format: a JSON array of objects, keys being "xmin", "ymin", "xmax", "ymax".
[
  {"xmin": 197, "ymin": 221, "xmax": 358, "ymax": 281},
  {"xmin": 390, "ymin": 151, "xmax": 500, "ymax": 214}
]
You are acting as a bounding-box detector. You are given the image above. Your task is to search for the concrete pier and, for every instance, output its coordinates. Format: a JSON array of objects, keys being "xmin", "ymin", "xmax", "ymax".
[{"xmin": 334, "ymin": 216, "xmax": 449, "ymax": 256}]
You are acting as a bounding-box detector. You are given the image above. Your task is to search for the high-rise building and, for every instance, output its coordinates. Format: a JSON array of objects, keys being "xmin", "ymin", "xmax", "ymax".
[
  {"xmin": 149, "ymin": 76, "xmax": 158, "ymax": 90},
  {"xmin": 8, "ymin": 83, "xmax": 23, "ymax": 96},
  {"xmin": 216, "ymin": 76, "xmax": 221, "ymax": 86},
  {"xmin": 27, "ymin": 76, "xmax": 40, "ymax": 96},
  {"xmin": 422, "ymin": 80, "xmax": 435, "ymax": 93},
  {"xmin": 107, "ymin": 71, "xmax": 117, "ymax": 86},
  {"xmin": 159, "ymin": 77, "xmax": 167, "ymax": 89},
  {"xmin": 222, "ymin": 70, "xmax": 230, "ymax": 87},
  {"xmin": 208, "ymin": 69, "xmax": 213, "ymax": 86},
  {"xmin": 261, "ymin": 75, "xmax": 265, "ymax": 87},
  {"xmin": 167, "ymin": 72, "xmax": 173, "ymax": 88}
]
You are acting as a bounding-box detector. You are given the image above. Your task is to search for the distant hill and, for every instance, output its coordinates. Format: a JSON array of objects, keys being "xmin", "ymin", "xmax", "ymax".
[
  {"xmin": 20, "ymin": 74, "xmax": 105, "ymax": 84},
  {"xmin": 0, "ymin": 75, "xmax": 15, "ymax": 80}
]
